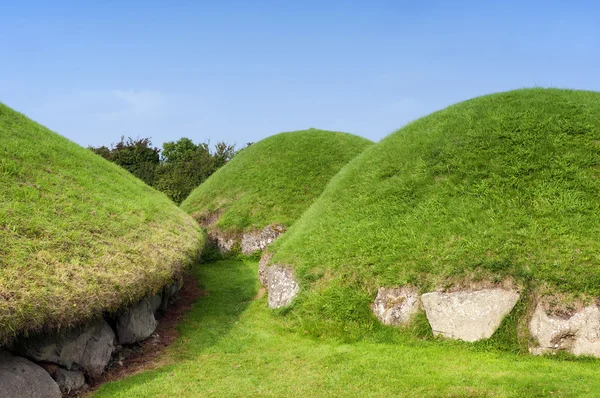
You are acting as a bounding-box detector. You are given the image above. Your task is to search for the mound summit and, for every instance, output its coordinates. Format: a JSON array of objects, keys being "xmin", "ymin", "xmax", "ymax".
[
  {"xmin": 181, "ymin": 129, "xmax": 373, "ymax": 253},
  {"xmin": 265, "ymin": 88, "xmax": 600, "ymax": 352},
  {"xmin": 0, "ymin": 103, "xmax": 203, "ymax": 345}
]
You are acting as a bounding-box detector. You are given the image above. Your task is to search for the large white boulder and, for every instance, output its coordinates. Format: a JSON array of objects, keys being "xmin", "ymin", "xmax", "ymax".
[
  {"xmin": 371, "ymin": 287, "xmax": 420, "ymax": 326},
  {"xmin": 421, "ymin": 288, "xmax": 520, "ymax": 342},
  {"xmin": 267, "ymin": 265, "xmax": 299, "ymax": 309},
  {"xmin": 529, "ymin": 302, "xmax": 600, "ymax": 357}
]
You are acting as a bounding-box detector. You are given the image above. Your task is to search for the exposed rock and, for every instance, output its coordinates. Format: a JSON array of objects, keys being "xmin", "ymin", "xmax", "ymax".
[
  {"xmin": 17, "ymin": 319, "xmax": 115, "ymax": 377},
  {"xmin": 421, "ymin": 288, "xmax": 520, "ymax": 342},
  {"xmin": 267, "ymin": 264, "xmax": 299, "ymax": 308},
  {"xmin": 149, "ymin": 293, "xmax": 163, "ymax": 314},
  {"xmin": 371, "ymin": 287, "xmax": 420, "ymax": 326},
  {"xmin": 258, "ymin": 252, "xmax": 273, "ymax": 287},
  {"xmin": 529, "ymin": 302, "xmax": 600, "ymax": 357},
  {"xmin": 0, "ymin": 352, "xmax": 61, "ymax": 398},
  {"xmin": 53, "ymin": 368, "xmax": 85, "ymax": 395},
  {"xmin": 207, "ymin": 231, "xmax": 237, "ymax": 253},
  {"xmin": 241, "ymin": 224, "xmax": 285, "ymax": 255},
  {"xmin": 116, "ymin": 298, "xmax": 158, "ymax": 344},
  {"xmin": 160, "ymin": 276, "xmax": 184, "ymax": 312}
]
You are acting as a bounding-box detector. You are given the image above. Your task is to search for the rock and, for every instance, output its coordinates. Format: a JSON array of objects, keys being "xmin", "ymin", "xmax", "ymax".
[
  {"xmin": 529, "ymin": 302, "xmax": 600, "ymax": 357},
  {"xmin": 258, "ymin": 252, "xmax": 273, "ymax": 287},
  {"xmin": 79, "ymin": 320, "xmax": 116, "ymax": 377},
  {"xmin": 207, "ymin": 231, "xmax": 237, "ymax": 253},
  {"xmin": 149, "ymin": 293, "xmax": 163, "ymax": 314},
  {"xmin": 53, "ymin": 368, "xmax": 85, "ymax": 395},
  {"xmin": 116, "ymin": 297, "xmax": 158, "ymax": 344},
  {"xmin": 241, "ymin": 224, "xmax": 285, "ymax": 255},
  {"xmin": 421, "ymin": 288, "xmax": 520, "ymax": 342},
  {"xmin": 0, "ymin": 352, "xmax": 61, "ymax": 398},
  {"xmin": 267, "ymin": 265, "xmax": 299, "ymax": 308},
  {"xmin": 371, "ymin": 287, "xmax": 421, "ymax": 326},
  {"xmin": 161, "ymin": 277, "xmax": 184, "ymax": 312},
  {"xmin": 17, "ymin": 319, "xmax": 115, "ymax": 377}
]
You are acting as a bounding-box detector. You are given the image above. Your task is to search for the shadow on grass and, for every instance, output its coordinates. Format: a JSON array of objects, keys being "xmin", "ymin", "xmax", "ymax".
[{"xmin": 170, "ymin": 259, "xmax": 259, "ymax": 358}]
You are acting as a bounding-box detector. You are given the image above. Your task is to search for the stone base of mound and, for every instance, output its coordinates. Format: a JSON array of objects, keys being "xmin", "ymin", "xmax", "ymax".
[
  {"xmin": 207, "ymin": 225, "xmax": 285, "ymax": 256},
  {"xmin": 2, "ymin": 277, "xmax": 184, "ymax": 397},
  {"xmin": 258, "ymin": 253, "xmax": 300, "ymax": 309}
]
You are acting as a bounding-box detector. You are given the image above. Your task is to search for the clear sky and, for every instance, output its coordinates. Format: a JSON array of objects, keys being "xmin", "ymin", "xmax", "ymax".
[{"xmin": 1, "ymin": 1, "xmax": 599, "ymax": 149}]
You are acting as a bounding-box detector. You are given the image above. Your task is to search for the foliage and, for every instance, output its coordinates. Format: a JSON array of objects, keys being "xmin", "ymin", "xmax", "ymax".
[
  {"xmin": 90, "ymin": 136, "xmax": 160, "ymax": 186},
  {"xmin": 0, "ymin": 102, "xmax": 204, "ymax": 345},
  {"xmin": 181, "ymin": 129, "xmax": 373, "ymax": 233},
  {"xmin": 94, "ymin": 260, "xmax": 600, "ymax": 397},
  {"xmin": 90, "ymin": 137, "xmax": 241, "ymax": 204}
]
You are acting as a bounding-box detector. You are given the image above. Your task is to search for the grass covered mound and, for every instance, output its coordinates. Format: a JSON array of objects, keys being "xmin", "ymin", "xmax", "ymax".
[
  {"xmin": 0, "ymin": 103, "xmax": 203, "ymax": 345},
  {"xmin": 268, "ymin": 88, "xmax": 600, "ymax": 335},
  {"xmin": 181, "ymin": 129, "xmax": 373, "ymax": 233}
]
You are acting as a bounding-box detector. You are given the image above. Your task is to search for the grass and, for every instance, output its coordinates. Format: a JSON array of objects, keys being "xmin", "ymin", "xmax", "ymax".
[
  {"xmin": 180, "ymin": 129, "xmax": 373, "ymax": 233},
  {"xmin": 265, "ymin": 88, "xmax": 600, "ymax": 336},
  {"xmin": 0, "ymin": 103, "xmax": 204, "ymax": 345},
  {"xmin": 94, "ymin": 260, "xmax": 600, "ymax": 397}
]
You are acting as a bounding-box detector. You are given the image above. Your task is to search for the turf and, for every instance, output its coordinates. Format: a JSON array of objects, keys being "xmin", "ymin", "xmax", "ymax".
[
  {"xmin": 94, "ymin": 260, "xmax": 600, "ymax": 397},
  {"xmin": 0, "ymin": 103, "xmax": 204, "ymax": 345},
  {"xmin": 266, "ymin": 89, "xmax": 600, "ymax": 331},
  {"xmin": 180, "ymin": 129, "xmax": 373, "ymax": 233}
]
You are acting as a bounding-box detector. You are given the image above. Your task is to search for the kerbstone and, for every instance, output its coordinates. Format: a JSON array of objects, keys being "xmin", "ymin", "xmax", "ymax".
[
  {"xmin": 421, "ymin": 288, "xmax": 520, "ymax": 342},
  {"xmin": 53, "ymin": 368, "xmax": 86, "ymax": 395},
  {"xmin": 529, "ymin": 303, "xmax": 600, "ymax": 357},
  {"xmin": 371, "ymin": 287, "xmax": 420, "ymax": 326},
  {"xmin": 17, "ymin": 319, "xmax": 115, "ymax": 377},
  {"xmin": 258, "ymin": 252, "xmax": 273, "ymax": 287},
  {"xmin": 116, "ymin": 297, "xmax": 158, "ymax": 344},
  {"xmin": 0, "ymin": 352, "xmax": 61, "ymax": 398},
  {"xmin": 267, "ymin": 265, "xmax": 299, "ymax": 308},
  {"xmin": 241, "ymin": 225, "xmax": 285, "ymax": 255}
]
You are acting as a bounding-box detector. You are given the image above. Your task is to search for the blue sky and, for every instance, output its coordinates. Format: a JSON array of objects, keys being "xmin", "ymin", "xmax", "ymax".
[{"xmin": 1, "ymin": 1, "xmax": 599, "ymax": 149}]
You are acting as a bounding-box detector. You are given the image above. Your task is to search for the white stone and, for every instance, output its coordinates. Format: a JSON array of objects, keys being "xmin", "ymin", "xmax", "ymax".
[
  {"xmin": 529, "ymin": 303, "xmax": 600, "ymax": 357},
  {"xmin": 258, "ymin": 252, "xmax": 272, "ymax": 287},
  {"xmin": 267, "ymin": 265, "xmax": 299, "ymax": 308},
  {"xmin": 421, "ymin": 288, "xmax": 520, "ymax": 342},
  {"xmin": 371, "ymin": 287, "xmax": 420, "ymax": 326},
  {"xmin": 241, "ymin": 225, "xmax": 285, "ymax": 255}
]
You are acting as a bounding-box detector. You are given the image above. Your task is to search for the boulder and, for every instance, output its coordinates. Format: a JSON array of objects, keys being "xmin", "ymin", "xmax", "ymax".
[
  {"xmin": 241, "ymin": 224, "xmax": 285, "ymax": 255},
  {"xmin": 258, "ymin": 252, "xmax": 273, "ymax": 287},
  {"xmin": 371, "ymin": 287, "xmax": 420, "ymax": 326},
  {"xmin": 116, "ymin": 297, "xmax": 158, "ymax": 344},
  {"xmin": 160, "ymin": 276, "xmax": 184, "ymax": 312},
  {"xmin": 207, "ymin": 231, "xmax": 236, "ymax": 253},
  {"xmin": 149, "ymin": 293, "xmax": 163, "ymax": 314},
  {"xmin": 0, "ymin": 352, "xmax": 61, "ymax": 398},
  {"xmin": 17, "ymin": 319, "xmax": 115, "ymax": 377},
  {"xmin": 267, "ymin": 265, "xmax": 299, "ymax": 308},
  {"xmin": 529, "ymin": 302, "xmax": 600, "ymax": 357},
  {"xmin": 53, "ymin": 368, "xmax": 86, "ymax": 395},
  {"xmin": 421, "ymin": 288, "xmax": 520, "ymax": 342}
]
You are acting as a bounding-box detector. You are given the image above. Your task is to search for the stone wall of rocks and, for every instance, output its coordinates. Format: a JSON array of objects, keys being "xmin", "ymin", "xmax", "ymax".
[{"xmin": 0, "ymin": 277, "xmax": 184, "ymax": 397}]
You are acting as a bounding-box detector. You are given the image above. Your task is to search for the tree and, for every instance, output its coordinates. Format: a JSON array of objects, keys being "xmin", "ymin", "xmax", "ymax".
[{"xmin": 89, "ymin": 136, "xmax": 160, "ymax": 186}]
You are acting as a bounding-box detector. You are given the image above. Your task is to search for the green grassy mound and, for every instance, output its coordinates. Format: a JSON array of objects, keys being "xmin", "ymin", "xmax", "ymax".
[
  {"xmin": 268, "ymin": 88, "xmax": 600, "ymax": 337},
  {"xmin": 0, "ymin": 103, "xmax": 203, "ymax": 345},
  {"xmin": 181, "ymin": 129, "xmax": 373, "ymax": 234}
]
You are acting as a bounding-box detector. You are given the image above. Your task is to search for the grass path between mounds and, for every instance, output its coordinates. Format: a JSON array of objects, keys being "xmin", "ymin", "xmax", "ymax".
[{"xmin": 93, "ymin": 260, "xmax": 600, "ymax": 397}]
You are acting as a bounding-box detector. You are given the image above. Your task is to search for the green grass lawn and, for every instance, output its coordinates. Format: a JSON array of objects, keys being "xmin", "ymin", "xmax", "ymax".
[
  {"xmin": 181, "ymin": 129, "xmax": 373, "ymax": 234},
  {"xmin": 94, "ymin": 260, "xmax": 600, "ymax": 397},
  {"xmin": 0, "ymin": 103, "xmax": 203, "ymax": 345}
]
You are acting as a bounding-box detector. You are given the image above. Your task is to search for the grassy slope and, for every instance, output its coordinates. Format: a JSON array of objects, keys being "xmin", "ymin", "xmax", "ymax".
[
  {"xmin": 95, "ymin": 260, "xmax": 600, "ymax": 397},
  {"xmin": 269, "ymin": 89, "xmax": 600, "ymax": 306},
  {"xmin": 0, "ymin": 103, "xmax": 203, "ymax": 345},
  {"xmin": 180, "ymin": 129, "xmax": 373, "ymax": 233}
]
